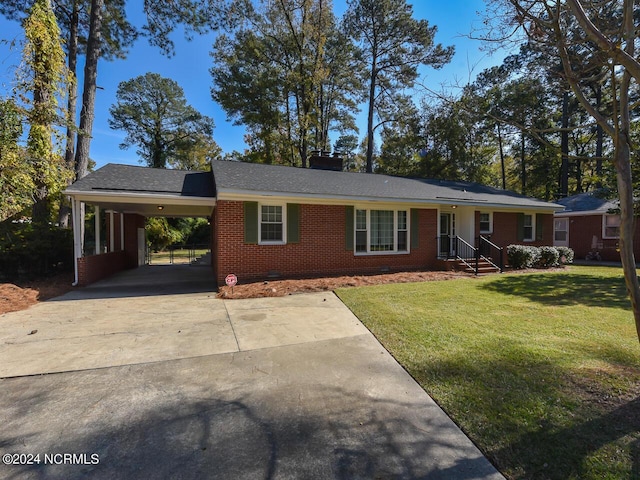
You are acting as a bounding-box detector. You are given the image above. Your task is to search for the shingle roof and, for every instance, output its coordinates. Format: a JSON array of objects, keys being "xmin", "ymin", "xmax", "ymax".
[
  {"xmin": 66, "ymin": 161, "xmax": 563, "ymax": 211},
  {"xmin": 211, "ymin": 160, "xmax": 561, "ymax": 210},
  {"xmin": 556, "ymin": 191, "xmax": 617, "ymax": 213},
  {"xmin": 66, "ymin": 163, "xmax": 215, "ymax": 198}
]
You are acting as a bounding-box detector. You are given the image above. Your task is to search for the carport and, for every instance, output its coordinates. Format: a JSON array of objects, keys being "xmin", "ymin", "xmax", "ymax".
[{"xmin": 65, "ymin": 164, "xmax": 217, "ymax": 286}]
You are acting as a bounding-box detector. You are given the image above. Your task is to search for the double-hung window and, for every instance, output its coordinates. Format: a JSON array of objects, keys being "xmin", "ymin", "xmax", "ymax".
[
  {"xmin": 479, "ymin": 212, "xmax": 492, "ymax": 234},
  {"xmin": 523, "ymin": 214, "xmax": 534, "ymax": 241},
  {"xmin": 260, "ymin": 205, "xmax": 285, "ymax": 244},
  {"xmin": 355, "ymin": 209, "xmax": 409, "ymax": 254},
  {"xmin": 603, "ymin": 214, "xmax": 621, "ymax": 239}
]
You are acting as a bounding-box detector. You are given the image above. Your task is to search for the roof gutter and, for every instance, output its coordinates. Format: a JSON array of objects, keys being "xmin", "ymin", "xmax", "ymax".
[{"xmin": 64, "ymin": 189, "xmax": 216, "ymax": 206}]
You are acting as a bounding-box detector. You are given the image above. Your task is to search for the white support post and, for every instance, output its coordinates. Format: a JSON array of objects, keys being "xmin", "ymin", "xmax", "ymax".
[
  {"xmin": 95, "ymin": 205, "xmax": 101, "ymax": 255},
  {"xmin": 109, "ymin": 210, "xmax": 115, "ymax": 252},
  {"xmin": 80, "ymin": 202, "xmax": 85, "ymax": 252},
  {"xmin": 120, "ymin": 213, "xmax": 125, "ymax": 251},
  {"xmin": 71, "ymin": 198, "xmax": 82, "ymax": 286}
]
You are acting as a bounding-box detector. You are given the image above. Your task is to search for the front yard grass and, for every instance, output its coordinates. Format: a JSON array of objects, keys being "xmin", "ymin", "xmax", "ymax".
[{"xmin": 335, "ymin": 265, "xmax": 640, "ymax": 480}]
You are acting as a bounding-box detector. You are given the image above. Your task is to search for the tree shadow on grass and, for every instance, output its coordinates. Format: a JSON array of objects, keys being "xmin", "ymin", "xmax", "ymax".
[
  {"xmin": 492, "ymin": 396, "xmax": 640, "ymax": 479},
  {"xmin": 409, "ymin": 343, "xmax": 640, "ymax": 480},
  {"xmin": 481, "ymin": 272, "xmax": 629, "ymax": 309}
]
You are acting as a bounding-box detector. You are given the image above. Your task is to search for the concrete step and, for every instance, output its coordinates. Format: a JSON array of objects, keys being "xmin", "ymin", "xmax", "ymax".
[{"xmin": 456, "ymin": 259, "xmax": 501, "ymax": 275}]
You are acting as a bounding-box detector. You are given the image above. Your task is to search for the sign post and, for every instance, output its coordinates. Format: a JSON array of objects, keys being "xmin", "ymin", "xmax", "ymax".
[{"xmin": 225, "ymin": 274, "xmax": 238, "ymax": 294}]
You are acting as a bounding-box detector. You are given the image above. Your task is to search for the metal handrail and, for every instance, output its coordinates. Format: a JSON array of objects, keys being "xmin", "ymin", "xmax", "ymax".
[
  {"xmin": 478, "ymin": 235, "xmax": 504, "ymax": 272},
  {"xmin": 455, "ymin": 236, "xmax": 479, "ymax": 274},
  {"xmin": 479, "ymin": 235, "xmax": 501, "ymax": 251},
  {"xmin": 438, "ymin": 235, "xmax": 504, "ymax": 275}
]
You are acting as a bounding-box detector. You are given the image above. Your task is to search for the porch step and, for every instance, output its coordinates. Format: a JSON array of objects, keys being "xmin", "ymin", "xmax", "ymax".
[{"xmin": 455, "ymin": 258, "xmax": 501, "ymax": 275}]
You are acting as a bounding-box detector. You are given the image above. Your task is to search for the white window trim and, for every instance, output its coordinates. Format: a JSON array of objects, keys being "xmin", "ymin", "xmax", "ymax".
[
  {"xmin": 479, "ymin": 212, "xmax": 493, "ymax": 234},
  {"xmin": 602, "ymin": 214, "xmax": 621, "ymax": 239},
  {"xmin": 554, "ymin": 217, "xmax": 569, "ymax": 242},
  {"xmin": 258, "ymin": 203, "xmax": 287, "ymax": 245},
  {"xmin": 523, "ymin": 213, "xmax": 535, "ymax": 242},
  {"xmin": 354, "ymin": 208, "xmax": 410, "ymax": 256}
]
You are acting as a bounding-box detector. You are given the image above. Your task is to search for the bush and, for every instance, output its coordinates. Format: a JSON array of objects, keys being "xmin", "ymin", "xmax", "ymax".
[
  {"xmin": 507, "ymin": 245, "xmax": 575, "ymax": 270},
  {"xmin": 0, "ymin": 222, "xmax": 73, "ymax": 281},
  {"xmin": 536, "ymin": 246, "xmax": 560, "ymax": 268},
  {"xmin": 507, "ymin": 245, "xmax": 541, "ymax": 269},
  {"xmin": 555, "ymin": 246, "xmax": 574, "ymax": 265}
]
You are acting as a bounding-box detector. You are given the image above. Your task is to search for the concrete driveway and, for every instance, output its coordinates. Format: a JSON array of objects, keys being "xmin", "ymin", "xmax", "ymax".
[{"xmin": 0, "ymin": 266, "xmax": 503, "ymax": 479}]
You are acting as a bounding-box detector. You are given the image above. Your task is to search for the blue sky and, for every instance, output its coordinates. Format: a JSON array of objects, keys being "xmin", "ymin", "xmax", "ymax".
[{"xmin": 0, "ymin": 0, "xmax": 508, "ymax": 170}]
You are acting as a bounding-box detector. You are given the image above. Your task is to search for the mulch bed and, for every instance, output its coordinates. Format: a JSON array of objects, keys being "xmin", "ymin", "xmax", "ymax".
[
  {"xmin": 217, "ymin": 270, "xmax": 474, "ymax": 299},
  {"xmin": 0, "ymin": 273, "xmax": 74, "ymax": 315}
]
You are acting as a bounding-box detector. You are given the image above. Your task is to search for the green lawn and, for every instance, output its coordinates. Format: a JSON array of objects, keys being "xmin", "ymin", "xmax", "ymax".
[{"xmin": 336, "ymin": 266, "xmax": 640, "ymax": 480}]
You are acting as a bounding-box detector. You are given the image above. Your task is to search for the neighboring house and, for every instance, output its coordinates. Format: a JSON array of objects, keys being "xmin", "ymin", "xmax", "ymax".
[
  {"xmin": 554, "ymin": 191, "xmax": 632, "ymax": 261},
  {"xmin": 65, "ymin": 159, "xmax": 563, "ymax": 286}
]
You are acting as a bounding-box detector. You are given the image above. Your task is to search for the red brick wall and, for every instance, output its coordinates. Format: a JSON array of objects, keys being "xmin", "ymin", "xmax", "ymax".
[
  {"xmin": 564, "ymin": 215, "xmax": 626, "ymax": 261},
  {"xmin": 76, "ymin": 213, "xmax": 145, "ymax": 286},
  {"xmin": 213, "ymin": 200, "xmax": 438, "ymax": 284},
  {"xmin": 123, "ymin": 214, "xmax": 145, "ymax": 268},
  {"xmin": 77, "ymin": 251, "xmax": 127, "ymax": 286},
  {"xmin": 476, "ymin": 212, "xmax": 554, "ymax": 267},
  {"xmin": 488, "ymin": 212, "xmax": 554, "ymax": 247}
]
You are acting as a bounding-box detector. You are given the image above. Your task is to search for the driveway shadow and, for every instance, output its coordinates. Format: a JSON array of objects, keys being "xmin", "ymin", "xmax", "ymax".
[
  {"xmin": 50, "ymin": 265, "xmax": 218, "ymax": 301},
  {"xmin": 2, "ymin": 383, "xmax": 501, "ymax": 480}
]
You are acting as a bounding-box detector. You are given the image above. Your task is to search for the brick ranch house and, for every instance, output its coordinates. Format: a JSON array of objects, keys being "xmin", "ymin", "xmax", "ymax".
[
  {"xmin": 554, "ymin": 191, "xmax": 640, "ymax": 261},
  {"xmin": 65, "ymin": 159, "xmax": 563, "ymax": 286}
]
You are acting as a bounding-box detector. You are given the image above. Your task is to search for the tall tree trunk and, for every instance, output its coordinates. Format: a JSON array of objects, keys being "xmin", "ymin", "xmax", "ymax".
[
  {"xmin": 29, "ymin": 0, "xmax": 56, "ymax": 224},
  {"xmin": 559, "ymin": 90, "xmax": 569, "ymax": 198},
  {"xmin": 286, "ymin": 93, "xmax": 296, "ymax": 166},
  {"xmin": 520, "ymin": 132, "xmax": 526, "ymax": 195},
  {"xmin": 496, "ymin": 123, "xmax": 506, "ymax": 189},
  {"xmin": 575, "ymin": 146, "xmax": 583, "ymax": 193},
  {"xmin": 595, "ymin": 85, "xmax": 603, "ymax": 187},
  {"xmin": 615, "ymin": 45, "xmax": 640, "ymax": 342},
  {"xmin": 365, "ymin": 59, "xmax": 377, "ymax": 173},
  {"xmin": 58, "ymin": 0, "xmax": 79, "ymax": 228},
  {"xmin": 617, "ymin": 0, "xmax": 640, "ymax": 342},
  {"xmin": 74, "ymin": 0, "xmax": 104, "ymax": 181},
  {"xmin": 615, "ymin": 135, "xmax": 640, "ymax": 341}
]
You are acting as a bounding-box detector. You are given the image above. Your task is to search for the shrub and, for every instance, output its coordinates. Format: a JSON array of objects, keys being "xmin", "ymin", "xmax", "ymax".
[
  {"xmin": 507, "ymin": 245, "xmax": 541, "ymax": 269},
  {"xmin": 0, "ymin": 222, "xmax": 73, "ymax": 281},
  {"xmin": 507, "ymin": 245, "xmax": 575, "ymax": 270},
  {"xmin": 536, "ymin": 246, "xmax": 560, "ymax": 268},
  {"xmin": 555, "ymin": 246, "xmax": 574, "ymax": 265}
]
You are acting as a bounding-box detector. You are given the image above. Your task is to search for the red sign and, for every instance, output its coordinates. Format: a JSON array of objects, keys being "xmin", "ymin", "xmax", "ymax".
[{"xmin": 225, "ymin": 274, "xmax": 238, "ymax": 287}]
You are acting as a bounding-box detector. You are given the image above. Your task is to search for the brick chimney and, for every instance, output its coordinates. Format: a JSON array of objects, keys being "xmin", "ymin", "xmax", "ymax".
[{"xmin": 309, "ymin": 150, "xmax": 343, "ymax": 171}]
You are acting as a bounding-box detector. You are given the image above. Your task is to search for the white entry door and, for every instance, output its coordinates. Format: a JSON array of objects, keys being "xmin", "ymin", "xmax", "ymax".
[
  {"xmin": 439, "ymin": 212, "xmax": 456, "ymax": 257},
  {"xmin": 554, "ymin": 218, "xmax": 569, "ymax": 247}
]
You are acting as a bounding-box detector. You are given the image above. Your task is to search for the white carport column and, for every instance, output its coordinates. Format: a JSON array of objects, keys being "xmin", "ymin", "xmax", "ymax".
[
  {"xmin": 95, "ymin": 205, "xmax": 101, "ymax": 255},
  {"xmin": 71, "ymin": 198, "xmax": 84, "ymax": 286}
]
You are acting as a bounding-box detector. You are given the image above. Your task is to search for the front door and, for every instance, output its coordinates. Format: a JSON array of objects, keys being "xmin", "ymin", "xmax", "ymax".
[
  {"xmin": 439, "ymin": 212, "xmax": 456, "ymax": 257},
  {"xmin": 554, "ymin": 218, "xmax": 569, "ymax": 247}
]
